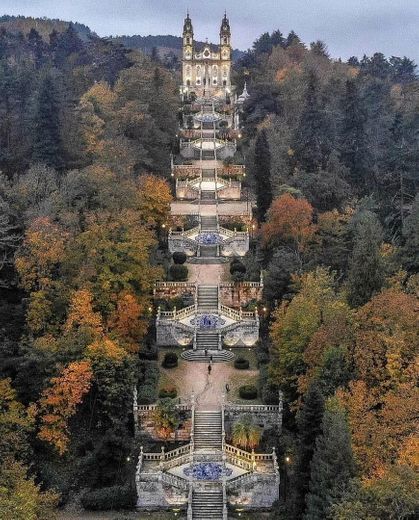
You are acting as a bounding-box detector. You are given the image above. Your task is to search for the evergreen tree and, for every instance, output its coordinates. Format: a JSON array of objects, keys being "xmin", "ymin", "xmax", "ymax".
[
  {"xmin": 32, "ymin": 74, "xmax": 62, "ymax": 168},
  {"xmin": 339, "ymin": 79, "xmax": 370, "ymax": 192},
  {"xmin": 293, "ymin": 382, "xmax": 325, "ymax": 519},
  {"xmin": 304, "ymin": 399, "xmax": 355, "ymax": 520},
  {"xmin": 254, "ymin": 128, "xmax": 272, "ymax": 222},
  {"xmin": 347, "ymin": 210, "xmax": 384, "ymax": 307},
  {"xmin": 401, "ymin": 194, "xmax": 419, "ymax": 273},
  {"xmin": 292, "ymin": 72, "xmax": 331, "ymax": 172}
]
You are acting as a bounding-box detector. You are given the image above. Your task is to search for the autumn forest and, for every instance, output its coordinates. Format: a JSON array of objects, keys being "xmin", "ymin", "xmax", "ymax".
[{"xmin": 0, "ymin": 13, "xmax": 418, "ymax": 520}]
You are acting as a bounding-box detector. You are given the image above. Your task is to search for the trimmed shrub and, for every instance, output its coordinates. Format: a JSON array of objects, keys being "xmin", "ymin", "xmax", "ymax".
[
  {"xmin": 137, "ymin": 384, "xmax": 157, "ymax": 404},
  {"xmin": 172, "ymin": 251, "xmax": 187, "ymax": 265},
  {"xmin": 81, "ymin": 484, "xmax": 136, "ymax": 511},
  {"xmin": 159, "ymin": 386, "xmax": 178, "ymax": 399},
  {"xmin": 169, "ymin": 264, "xmax": 188, "ymax": 281},
  {"xmin": 162, "ymin": 352, "xmax": 178, "ymax": 368},
  {"xmin": 234, "ymin": 357, "xmax": 250, "ymax": 370},
  {"xmin": 239, "ymin": 384, "xmax": 258, "ymax": 400}
]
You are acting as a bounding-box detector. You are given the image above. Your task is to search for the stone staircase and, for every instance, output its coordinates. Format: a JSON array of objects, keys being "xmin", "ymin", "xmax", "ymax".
[
  {"xmin": 200, "ymin": 190, "xmax": 216, "ymax": 203},
  {"xmin": 197, "ymin": 285, "xmax": 218, "ymax": 311},
  {"xmin": 192, "ymin": 487, "xmax": 224, "ymax": 519},
  {"xmin": 196, "ymin": 331, "xmax": 219, "ymax": 350},
  {"xmin": 200, "ymin": 215, "xmax": 218, "ymax": 231},
  {"xmin": 181, "ymin": 348, "xmax": 234, "ymax": 362},
  {"xmin": 194, "ymin": 410, "xmax": 223, "ymax": 450}
]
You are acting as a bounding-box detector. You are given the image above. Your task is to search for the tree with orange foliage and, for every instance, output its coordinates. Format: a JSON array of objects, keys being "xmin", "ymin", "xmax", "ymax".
[
  {"xmin": 107, "ymin": 291, "xmax": 148, "ymax": 352},
  {"xmin": 261, "ymin": 193, "xmax": 316, "ymax": 251},
  {"xmin": 38, "ymin": 360, "xmax": 92, "ymax": 455}
]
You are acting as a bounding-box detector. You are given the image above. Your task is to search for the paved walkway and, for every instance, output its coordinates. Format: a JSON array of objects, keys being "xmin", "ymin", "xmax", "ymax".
[
  {"xmin": 187, "ymin": 263, "xmax": 228, "ymax": 285},
  {"xmin": 160, "ymin": 358, "xmax": 259, "ymax": 410},
  {"xmin": 171, "ymin": 200, "xmax": 252, "ymax": 216}
]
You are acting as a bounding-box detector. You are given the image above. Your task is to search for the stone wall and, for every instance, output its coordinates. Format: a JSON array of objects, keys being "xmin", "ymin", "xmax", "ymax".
[
  {"xmin": 228, "ymin": 474, "xmax": 279, "ymax": 509},
  {"xmin": 139, "ymin": 410, "xmax": 192, "ymax": 442},
  {"xmin": 218, "ymin": 186, "xmax": 241, "ymax": 200},
  {"xmin": 156, "ymin": 320, "xmax": 194, "ymax": 347},
  {"xmin": 154, "ymin": 282, "xmax": 262, "ymax": 308},
  {"xmin": 137, "ymin": 476, "xmax": 188, "ymax": 510},
  {"xmin": 176, "ymin": 185, "xmax": 199, "ymax": 200},
  {"xmin": 219, "ymin": 283, "xmax": 262, "ymax": 308},
  {"xmin": 224, "ymin": 405, "xmax": 282, "ymax": 431}
]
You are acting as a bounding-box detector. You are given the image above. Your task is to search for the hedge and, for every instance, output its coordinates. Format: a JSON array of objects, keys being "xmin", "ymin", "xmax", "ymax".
[
  {"xmin": 81, "ymin": 484, "xmax": 137, "ymax": 511},
  {"xmin": 169, "ymin": 264, "xmax": 188, "ymax": 281},
  {"xmin": 234, "ymin": 357, "xmax": 250, "ymax": 370},
  {"xmin": 239, "ymin": 384, "xmax": 258, "ymax": 400},
  {"xmin": 162, "ymin": 352, "xmax": 178, "ymax": 368}
]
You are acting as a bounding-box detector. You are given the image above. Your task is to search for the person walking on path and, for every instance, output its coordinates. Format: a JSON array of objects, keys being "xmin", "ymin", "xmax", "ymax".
[
  {"xmin": 225, "ymin": 383, "xmax": 230, "ymax": 393},
  {"xmin": 210, "ymin": 354, "xmax": 213, "ymax": 363},
  {"xmin": 204, "ymin": 348, "xmax": 208, "ymax": 357},
  {"xmin": 208, "ymin": 364, "xmax": 212, "ymax": 375}
]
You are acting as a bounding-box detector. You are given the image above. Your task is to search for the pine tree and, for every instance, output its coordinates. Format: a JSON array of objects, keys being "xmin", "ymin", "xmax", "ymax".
[
  {"xmin": 32, "ymin": 74, "xmax": 62, "ymax": 168},
  {"xmin": 254, "ymin": 128, "xmax": 272, "ymax": 222},
  {"xmin": 339, "ymin": 79, "xmax": 370, "ymax": 192},
  {"xmin": 347, "ymin": 210, "xmax": 384, "ymax": 307},
  {"xmin": 304, "ymin": 399, "xmax": 355, "ymax": 520},
  {"xmin": 401, "ymin": 194, "xmax": 419, "ymax": 273},
  {"xmin": 293, "ymin": 382, "xmax": 325, "ymax": 519},
  {"xmin": 292, "ymin": 72, "xmax": 331, "ymax": 173}
]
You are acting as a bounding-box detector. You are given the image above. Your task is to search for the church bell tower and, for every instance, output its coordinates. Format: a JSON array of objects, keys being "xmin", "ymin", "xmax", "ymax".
[{"xmin": 219, "ymin": 13, "xmax": 231, "ymax": 88}]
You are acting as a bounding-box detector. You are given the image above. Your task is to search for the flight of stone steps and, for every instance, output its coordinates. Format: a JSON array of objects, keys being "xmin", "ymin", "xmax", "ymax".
[
  {"xmin": 181, "ymin": 286, "xmax": 234, "ymax": 361},
  {"xmin": 192, "ymin": 487, "xmax": 224, "ymax": 520},
  {"xmin": 194, "ymin": 410, "xmax": 223, "ymax": 450},
  {"xmin": 197, "ymin": 285, "xmax": 218, "ymax": 311}
]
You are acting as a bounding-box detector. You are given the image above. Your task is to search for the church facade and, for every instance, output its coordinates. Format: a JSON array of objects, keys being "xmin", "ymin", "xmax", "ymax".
[{"xmin": 181, "ymin": 13, "xmax": 233, "ymax": 98}]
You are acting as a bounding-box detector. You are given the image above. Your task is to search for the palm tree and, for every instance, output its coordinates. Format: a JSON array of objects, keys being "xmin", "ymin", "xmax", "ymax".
[
  {"xmin": 232, "ymin": 421, "xmax": 248, "ymax": 449},
  {"xmin": 247, "ymin": 424, "xmax": 262, "ymax": 449}
]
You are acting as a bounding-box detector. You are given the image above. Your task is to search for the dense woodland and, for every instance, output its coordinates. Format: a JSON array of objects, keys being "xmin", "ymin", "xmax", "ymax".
[
  {"xmin": 237, "ymin": 30, "xmax": 419, "ymax": 520},
  {"xmin": 0, "ymin": 16, "xmax": 418, "ymax": 520}
]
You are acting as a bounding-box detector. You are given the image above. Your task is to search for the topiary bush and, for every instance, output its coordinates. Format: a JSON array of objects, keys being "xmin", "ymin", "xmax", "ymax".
[
  {"xmin": 169, "ymin": 264, "xmax": 188, "ymax": 281},
  {"xmin": 137, "ymin": 384, "xmax": 157, "ymax": 404},
  {"xmin": 159, "ymin": 385, "xmax": 178, "ymax": 399},
  {"xmin": 234, "ymin": 357, "xmax": 250, "ymax": 370},
  {"xmin": 162, "ymin": 351, "xmax": 178, "ymax": 369},
  {"xmin": 172, "ymin": 251, "xmax": 187, "ymax": 265},
  {"xmin": 81, "ymin": 484, "xmax": 137, "ymax": 511},
  {"xmin": 239, "ymin": 384, "xmax": 258, "ymax": 400}
]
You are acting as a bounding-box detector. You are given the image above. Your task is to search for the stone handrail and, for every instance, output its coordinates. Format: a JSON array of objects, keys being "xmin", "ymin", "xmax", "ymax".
[
  {"xmin": 219, "ymin": 304, "xmax": 258, "ymax": 322},
  {"xmin": 226, "ymin": 472, "xmax": 257, "ymax": 489},
  {"xmin": 137, "ymin": 403, "xmax": 191, "ymax": 412},
  {"xmin": 225, "ymin": 453, "xmax": 253, "ymax": 471},
  {"xmin": 160, "ymin": 453, "xmax": 191, "ymax": 471},
  {"xmin": 220, "ymin": 281, "xmax": 262, "ymax": 289},
  {"xmin": 135, "ymin": 451, "xmax": 144, "ymax": 483},
  {"xmin": 190, "ymin": 394, "xmax": 195, "ymax": 452},
  {"xmin": 158, "ymin": 304, "xmax": 196, "ymax": 320},
  {"xmin": 219, "ymin": 226, "xmax": 248, "ymax": 239},
  {"xmin": 222, "ymin": 478, "xmax": 228, "ymax": 520},
  {"xmin": 142, "ymin": 444, "xmax": 192, "ymax": 463},
  {"xmin": 154, "ymin": 281, "xmax": 196, "ymax": 290},
  {"xmin": 219, "ymin": 304, "xmax": 241, "ymax": 321},
  {"xmin": 225, "ymin": 403, "xmax": 281, "ymax": 413},
  {"xmin": 160, "ymin": 471, "xmax": 189, "ymax": 491},
  {"xmin": 187, "ymin": 482, "xmax": 193, "ymax": 520}
]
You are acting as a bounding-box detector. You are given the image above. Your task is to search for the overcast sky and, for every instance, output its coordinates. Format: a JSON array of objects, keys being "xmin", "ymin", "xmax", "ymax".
[{"xmin": 2, "ymin": 0, "xmax": 419, "ymax": 62}]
